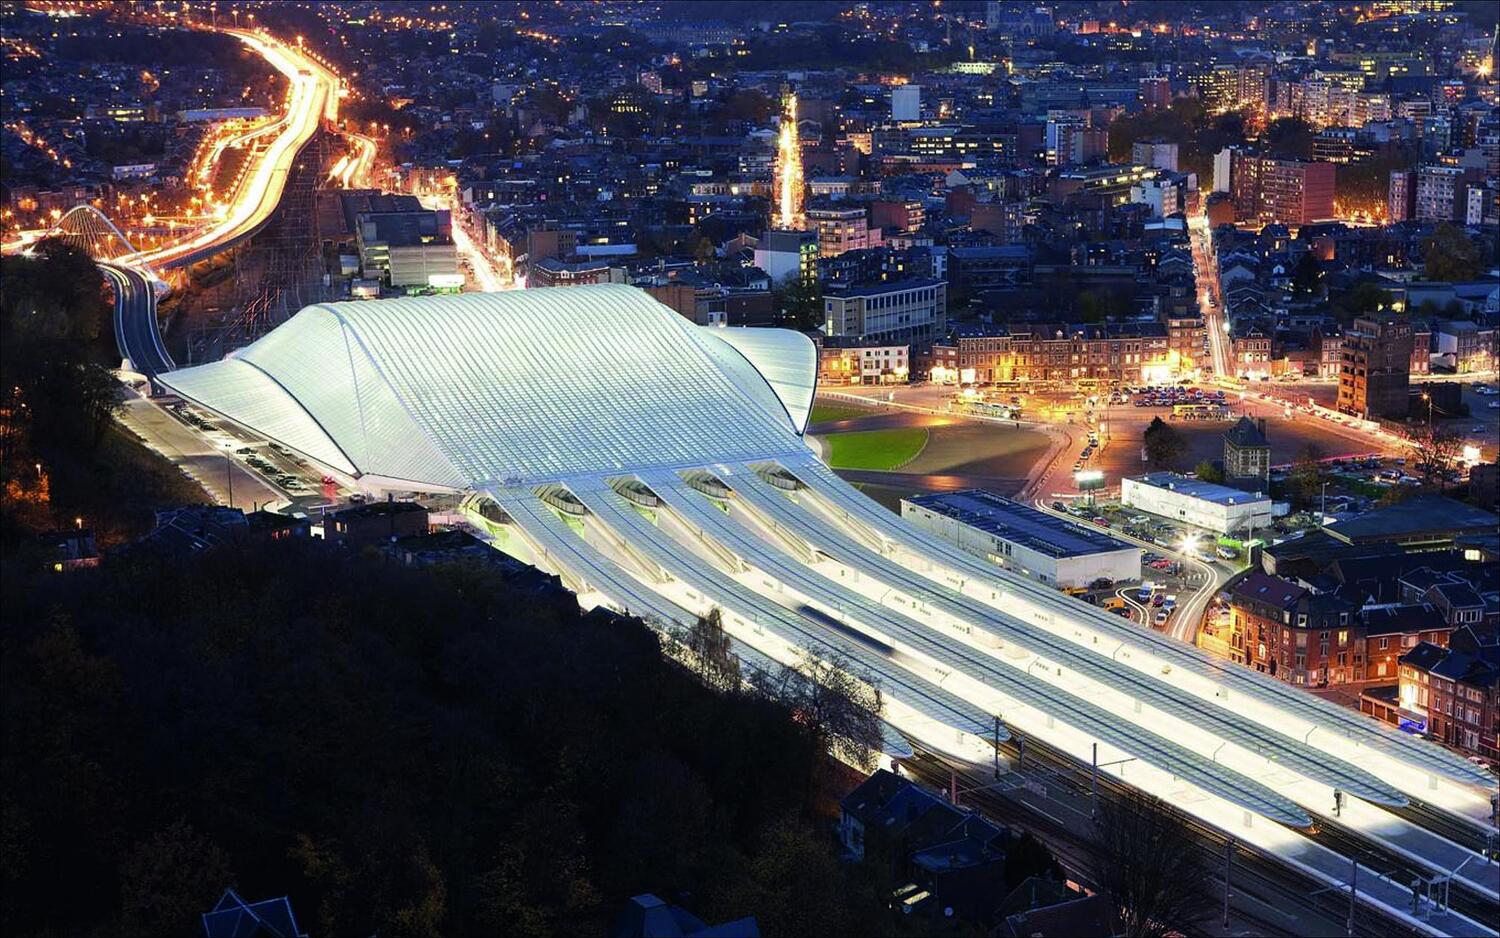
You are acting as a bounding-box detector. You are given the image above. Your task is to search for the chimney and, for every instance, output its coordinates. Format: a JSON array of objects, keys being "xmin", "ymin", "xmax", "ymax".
[{"xmin": 1256, "ymin": 417, "xmax": 1266, "ymax": 436}]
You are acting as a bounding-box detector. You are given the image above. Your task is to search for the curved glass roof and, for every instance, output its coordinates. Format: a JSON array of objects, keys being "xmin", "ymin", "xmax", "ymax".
[
  {"xmin": 700, "ymin": 326, "xmax": 818, "ymax": 434},
  {"xmin": 160, "ymin": 286, "xmax": 814, "ymax": 487}
]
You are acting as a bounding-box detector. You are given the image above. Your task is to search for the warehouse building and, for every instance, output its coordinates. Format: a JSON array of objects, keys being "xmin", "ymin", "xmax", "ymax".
[
  {"xmin": 900, "ymin": 490, "xmax": 1140, "ymax": 589},
  {"xmin": 1121, "ymin": 472, "xmax": 1273, "ymax": 536}
]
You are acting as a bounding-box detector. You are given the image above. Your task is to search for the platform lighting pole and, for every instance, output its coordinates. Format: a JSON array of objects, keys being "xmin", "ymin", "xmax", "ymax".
[
  {"xmin": 1346, "ymin": 857, "xmax": 1357, "ymax": 938},
  {"xmin": 1223, "ymin": 837, "xmax": 1234, "ymax": 929},
  {"xmin": 1090, "ymin": 742, "xmax": 1098, "ymax": 818},
  {"xmin": 225, "ymin": 454, "xmax": 234, "ymax": 508},
  {"xmin": 993, "ymin": 715, "xmax": 1002, "ymax": 779}
]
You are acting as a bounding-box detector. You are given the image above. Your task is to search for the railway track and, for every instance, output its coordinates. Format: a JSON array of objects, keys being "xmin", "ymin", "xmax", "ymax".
[{"xmin": 900, "ymin": 728, "xmax": 1491, "ymax": 937}]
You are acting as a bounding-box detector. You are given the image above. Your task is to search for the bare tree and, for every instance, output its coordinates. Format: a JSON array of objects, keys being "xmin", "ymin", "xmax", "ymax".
[
  {"xmin": 1289, "ymin": 442, "xmax": 1326, "ymax": 505},
  {"xmin": 1090, "ymin": 788, "xmax": 1210, "ymax": 938},
  {"xmin": 1406, "ymin": 422, "xmax": 1464, "ymax": 487},
  {"xmin": 765, "ymin": 646, "xmax": 884, "ymax": 771},
  {"xmin": 685, "ymin": 607, "xmax": 740, "ymax": 693}
]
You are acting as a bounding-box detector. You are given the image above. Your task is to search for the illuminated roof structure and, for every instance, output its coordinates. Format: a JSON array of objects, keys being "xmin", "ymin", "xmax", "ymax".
[
  {"xmin": 160, "ymin": 286, "xmax": 1498, "ymax": 934},
  {"xmin": 162, "ymin": 286, "xmax": 816, "ymax": 489}
]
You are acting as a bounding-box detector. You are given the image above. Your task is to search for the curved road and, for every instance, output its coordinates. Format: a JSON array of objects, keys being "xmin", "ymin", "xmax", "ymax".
[
  {"xmin": 122, "ymin": 28, "xmax": 339, "ymax": 271},
  {"xmin": 99, "ymin": 261, "xmax": 173, "ymax": 378},
  {"xmin": 1033, "ymin": 498, "xmax": 1227, "ymax": 645}
]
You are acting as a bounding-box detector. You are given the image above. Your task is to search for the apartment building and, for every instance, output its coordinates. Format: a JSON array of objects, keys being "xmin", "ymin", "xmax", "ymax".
[
  {"xmin": 1337, "ymin": 314, "xmax": 1412, "ymax": 419},
  {"xmin": 931, "ymin": 322, "xmax": 1175, "ymax": 385},
  {"xmin": 807, "ymin": 206, "xmax": 875, "ymax": 257},
  {"xmin": 823, "ymin": 278, "xmax": 946, "ymax": 344}
]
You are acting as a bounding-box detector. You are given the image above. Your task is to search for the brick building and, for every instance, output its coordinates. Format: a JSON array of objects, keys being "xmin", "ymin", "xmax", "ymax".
[
  {"xmin": 931, "ymin": 322, "xmax": 1174, "ymax": 385},
  {"xmin": 1337, "ymin": 313, "xmax": 1412, "ymax": 419},
  {"xmin": 1221, "ymin": 572, "xmax": 1361, "ymax": 685},
  {"xmin": 1397, "ymin": 630, "xmax": 1498, "ymax": 761}
]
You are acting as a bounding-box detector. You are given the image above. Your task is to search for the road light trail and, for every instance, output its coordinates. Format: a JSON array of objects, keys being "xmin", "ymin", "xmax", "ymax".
[{"xmin": 115, "ymin": 28, "xmax": 340, "ymax": 271}]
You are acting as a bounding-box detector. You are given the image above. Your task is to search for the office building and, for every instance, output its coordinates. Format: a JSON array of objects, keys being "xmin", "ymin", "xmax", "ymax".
[
  {"xmin": 892, "ymin": 84, "xmax": 921, "ymax": 122},
  {"xmin": 807, "ymin": 205, "xmax": 874, "ymax": 257},
  {"xmin": 1131, "ymin": 176, "xmax": 1185, "ymax": 217},
  {"xmin": 869, "ymin": 199, "xmax": 925, "ymax": 233},
  {"xmin": 1254, "ymin": 158, "xmax": 1336, "ymax": 226},
  {"xmin": 754, "ymin": 229, "xmax": 819, "ymax": 284},
  {"xmin": 902, "ymin": 490, "xmax": 1140, "ymax": 589},
  {"xmin": 1337, "ymin": 314, "xmax": 1412, "ymax": 420},
  {"xmin": 1132, "ymin": 140, "xmax": 1180, "ymax": 172},
  {"xmin": 1139, "ymin": 76, "xmax": 1172, "ymax": 110},
  {"xmin": 1218, "ymin": 151, "xmax": 1335, "ymax": 225},
  {"xmin": 1389, "ymin": 169, "xmax": 1416, "ymax": 223},
  {"xmin": 1121, "ymin": 472, "xmax": 1273, "ymax": 536},
  {"xmin": 354, "ymin": 210, "xmax": 459, "ymax": 289},
  {"xmin": 1045, "ymin": 117, "xmax": 1107, "ymax": 166},
  {"xmin": 823, "ymin": 278, "xmax": 946, "ymax": 343}
]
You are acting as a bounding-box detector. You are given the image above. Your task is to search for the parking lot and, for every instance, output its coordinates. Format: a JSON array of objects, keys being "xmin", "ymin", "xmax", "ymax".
[
  {"xmin": 160, "ymin": 400, "xmax": 353, "ymax": 513},
  {"xmin": 1043, "ymin": 498, "xmax": 1227, "ymax": 637}
]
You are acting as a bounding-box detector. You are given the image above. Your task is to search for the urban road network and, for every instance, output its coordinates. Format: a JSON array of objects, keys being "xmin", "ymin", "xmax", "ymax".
[{"xmin": 3, "ymin": 16, "xmax": 1497, "ymax": 938}]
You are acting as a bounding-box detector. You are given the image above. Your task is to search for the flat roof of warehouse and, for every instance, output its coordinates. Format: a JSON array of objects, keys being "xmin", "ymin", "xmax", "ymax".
[
  {"xmin": 1129, "ymin": 472, "xmax": 1269, "ymax": 505},
  {"xmin": 904, "ymin": 489, "xmax": 1136, "ymax": 559}
]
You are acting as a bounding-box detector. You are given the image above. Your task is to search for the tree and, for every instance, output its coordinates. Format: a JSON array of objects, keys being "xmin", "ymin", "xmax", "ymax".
[
  {"xmin": 1142, "ymin": 417, "xmax": 1186, "ymax": 471},
  {"xmin": 1406, "ymin": 422, "xmax": 1464, "ymax": 487},
  {"xmin": 1290, "ymin": 443, "xmax": 1327, "ymax": 505},
  {"xmin": 1333, "ymin": 281, "xmax": 1395, "ymax": 319},
  {"xmin": 1263, "ymin": 117, "xmax": 1315, "ymax": 160},
  {"xmin": 0, "ymin": 537, "xmax": 842, "ymax": 935},
  {"xmin": 773, "ymin": 278, "xmax": 823, "ymax": 331},
  {"xmin": 714, "ymin": 817, "xmax": 889, "ymax": 936},
  {"xmin": 1090, "ymin": 790, "xmax": 1210, "ymax": 938},
  {"xmin": 1, "ymin": 240, "xmax": 123, "ymax": 533},
  {"xmin": 1291, "ymin": 251, "xmax": 1323, "ymax": 295},
  {"xmin": 1193, "ymin": 460, "xmax": 1224, "ymax": 484},
  {"xmin": 764, "ymin": 646, "xmax": 883, "ymax": 771},
  {"xmin": 1004, "ymin": 830, "xmax": 1065, "ymax": 887},
  {"xmin": 117, "ymin": 820, "xmax": 232, "ymax": 937},
  {"xmin": 681, "ymin": 607, "xmax": 741, "ymax": 693},
  {"xmin": 1420, "ymin": 222, "xmax": 1481, "ymax": 282}
]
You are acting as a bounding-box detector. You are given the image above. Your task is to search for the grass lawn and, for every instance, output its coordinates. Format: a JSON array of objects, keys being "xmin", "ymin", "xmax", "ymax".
[
  {"xmin": 822, "ymin": 428, "xmax": 929, "ymax": 470},
  {"xmin": 808, "ymin": 401, "xmax": 877, "ymax": 424}
]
